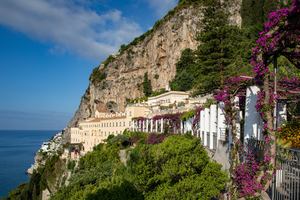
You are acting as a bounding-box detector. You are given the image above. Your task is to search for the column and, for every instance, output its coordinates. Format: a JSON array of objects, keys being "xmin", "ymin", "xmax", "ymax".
[
  {"xmin": 180, "ymin": 121, "xmax": 183, "ymax": 134},
  {"xmin": 217, "ymin": 102, "xmax": 226, "ymax": 142},
  {"xmin": 204, "ymin": 108, "xmax": 210, "ymax": 147},
  {"xmin": 145, "ymin": 119, "xmax": 147, "ymax": 132},
  {"xmin": 150, "ymin": 119, "xmax": 153, "ymax": 133},
  {"xmin": 200, "ymin": 110, "xmax": 205, "ymax": 142},
  {"xmin": 155, "ymin": 120, "xmax": 158, "ymax": 133},
  {"xmin": 234, "ymin": 96, "xmax": 241, "ymax": 140},
  {"xmin": 139, "ymin": 120, "xmax": 142, "ymax": 132},
  {"xmin": 143, "ymin": 119, "xmax": 146, "ymax": 132},
  {"xmin": 210, "ymin": 104, "xmax": 217, "ymax": 150},
  {"xmin": 244, "ymin": 86, "xmax": 262, "ymax": 141},
  {"xmin": 133, "ymin": 120, "xmax": 135, "ymax": 131},
  {"xmin": 161, "ymin": 118, "xmax": 164, "ymax": 133}
]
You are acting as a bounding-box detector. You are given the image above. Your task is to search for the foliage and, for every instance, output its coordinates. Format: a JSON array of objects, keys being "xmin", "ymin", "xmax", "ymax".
[
  {"xmin": 203, "ymin": 98, "xmax": 216, "ymax": 108},
  {"xmin": 6, "ymin": 154, "xmax": 66, "ymax": 200},
  {"xmin": 129, "ymin": 135, "xmax": 228, "ymax": 200},
  {"xmin": 177, "ymin": 101, "xmax": 185, "ymax": 107},
  {"xmin": 241, "ymin": 0, "xmax": 265, "ymax": 30},
  {"xmin": 149, "ymin": 88, "xmax": 167, "ymax": 97},
  {"xmin": 234, "ymin": 148, "xmax": 263, "ymax": 198},
  {"xmin": 171, "ymin": 0, "xmax": 254, "ymax": 94},
  {"xmin": 143, "ymin": 72, "xmax": 152, "ymax": 97},
  {"xmin": 50, "ymin": 134, "xmax": 228, "ymax": 200},
  {"xmin": 193, "ymin": 0, "xmax": 247, "ymax": 95},
  {"xmin": 126, "ymin": 96, "xmax": 148, "ymax": 104},
  {"xmin": 241, "ymin": 0, "xmax": 290, "ymax": 32},
  {"xmin": 106, "ymin": 134, "xmax": 131, "ymax": 148},
  {"xmin": 89, "ymin": 67, "xmax": 107, "ymax": 85},
  {"xmin": 146, "ymin": 133, "xmax": 167, "ymax": 144},
  {"xmin": 102, "ymin": 55, "xmax": 116, "ymax": 67},
  {"xmin": 170, "ymin": 49, "xmax": 196, "ymax": 91},
  {"xmin": 67, "ymin": 160, "xmax": 76, "ymax": 171},
  {"xmin": 277, "ymin": 120, "xmax": 300, "ymax": 148},
  {"xmin": 213, "ymin": 0, "xmax": 300, "ymax": 197},
  {"xmin": 153, "ymin": 113, "xmax": 182, "ymax": 133},
  {"xmin": 180, "ymin": 110, "xmax": 195, "ymax": 121},
  {"xmin": 123, "ymin": 130, "xmax": 147, "ymax": 144}
]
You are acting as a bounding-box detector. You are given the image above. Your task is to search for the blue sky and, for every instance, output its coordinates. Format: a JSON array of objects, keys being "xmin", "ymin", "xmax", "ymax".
[{"xmin": 0, "ymin": 0, "xmax": 177, "ymax": 130}]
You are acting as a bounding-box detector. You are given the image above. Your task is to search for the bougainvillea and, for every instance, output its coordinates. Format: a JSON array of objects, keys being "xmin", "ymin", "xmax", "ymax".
[
  {"xmin": 249, "ymin": 0, "xmax": 300, "ymax": 196},
  {"xmin": 234, "ymin": 149, "xmax": 263, "ymax": 197},
  {"xmin": 212, "ymin": 1, "xmax": 300, "ymax": 197},
  {"xmin": 214, "ymin": 76, "xmax": 252, "ymax": 123},
  {"xmin": 153, "ymin": 113, "xmax": 182, "ymax": 133},
  {"xmin": 192, "ymin": 107, "xmax": 203, "ymax": 131}
]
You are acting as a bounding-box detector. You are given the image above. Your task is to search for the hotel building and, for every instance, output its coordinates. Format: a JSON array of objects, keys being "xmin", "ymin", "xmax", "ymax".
[{"xmin": 70, "ymin": 91, "xmax": 194, "ymax": 153}]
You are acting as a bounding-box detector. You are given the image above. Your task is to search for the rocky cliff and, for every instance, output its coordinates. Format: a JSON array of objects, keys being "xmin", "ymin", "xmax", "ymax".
[{"xmin": 68, "ymin": 1, "xmax": 242, "ymax": 128}]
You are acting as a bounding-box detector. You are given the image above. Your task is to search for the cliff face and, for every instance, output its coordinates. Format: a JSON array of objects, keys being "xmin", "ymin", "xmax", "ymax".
[{"xmin": 68, "ymin": 2, "xmax": 242, "ymax": 127}]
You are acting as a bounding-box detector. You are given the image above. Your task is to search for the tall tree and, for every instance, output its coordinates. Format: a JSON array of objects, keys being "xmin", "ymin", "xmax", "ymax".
[
  {"xmin": 193, "ymin": 0, "xmax": 242, "ymax": 94},
  {"xmin": 241, "ymin": 0, "xmax": 265, "ymax": 29},
  {"xmin": 143, "ymin": 72, "xmax": 152, "ymax": 97},
  {"xmin": 170, "ymin": 48, "xmax": 196, "ymax": 91}
]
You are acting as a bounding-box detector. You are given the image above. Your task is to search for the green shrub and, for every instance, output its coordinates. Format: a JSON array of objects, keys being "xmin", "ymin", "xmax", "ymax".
[
  {"xmin": 180, "ymin": 110, "xmax": 196, "ymax": 121},
  {"xmin": 149, "ymin": 88, "xmax": 167, "ymax": 97},
  {"xmin": 277, "ymin": 120, "xmax": 300, "ymax": 149},
  {"xmin": 67, "ymin": 160, "xmax": 76, "ymax": 171},
  {"xmin": 129, "ymin": 135, "xmax": 228, "ymax": 199},
  {"xmin": 89, "ymin": 68, "xmax": 107, "ymax": 85}
]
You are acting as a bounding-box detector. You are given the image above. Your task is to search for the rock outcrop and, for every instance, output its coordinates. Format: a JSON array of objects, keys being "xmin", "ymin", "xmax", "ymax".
[{"xmin": 68, "ymin": 2, "xmax": 242, "ymax": 128}]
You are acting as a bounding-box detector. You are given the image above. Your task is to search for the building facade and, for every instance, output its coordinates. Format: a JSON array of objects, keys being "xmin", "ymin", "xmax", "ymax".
[
  {"xmin": 70, "ymin": 91, "xmax": 213, "ymax": 153},
  {"xmin": 70, "ymin": 105, "xmax": 150, "ymax": 153}
]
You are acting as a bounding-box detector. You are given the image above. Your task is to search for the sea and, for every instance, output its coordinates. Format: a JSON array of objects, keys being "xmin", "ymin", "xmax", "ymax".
[{"xmin": 0, "ymin": 130, "xmax": 57, "ymax": 198}]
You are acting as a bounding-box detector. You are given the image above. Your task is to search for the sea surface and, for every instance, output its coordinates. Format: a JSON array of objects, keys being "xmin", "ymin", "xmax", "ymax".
[{"xmin": 0, "ymin": 130, "xmax": 57, "ymax": 198}]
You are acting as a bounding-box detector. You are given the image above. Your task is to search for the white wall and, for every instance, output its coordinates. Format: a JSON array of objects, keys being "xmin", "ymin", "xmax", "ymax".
[
  {"xmin": 217, "ymin": 102, "xmax": 226, "ymax": 142},
  {"xmin": 200, "ymin": 110, "xmax": 205, "ymax": 143},
  {"xmin": 210, "ymin": 105, "xmax": 217, "ymax": 149},
  {"xmin": 244, "ymin": 86, "xmax": 263, "ymax": 140},
  {"xmin": 183, "ymin": 118, "xmax": 193, "ymax": 133},
  {"xmin": 204, "ymin": 108, "xmax": 210, "ymax": 147}
]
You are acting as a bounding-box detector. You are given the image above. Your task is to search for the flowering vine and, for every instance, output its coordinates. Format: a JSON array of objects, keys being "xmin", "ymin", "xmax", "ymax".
[
  {"xmin": 250, "ymin": 0, "xmax": 300, "ymax": 193},
  {"xmin": 153, "ymin": 113, "xmax": 182, "ymax": 133},
  {"xmin": 192, "ymin": 107, "xmax": 203, "ymax": 131}
]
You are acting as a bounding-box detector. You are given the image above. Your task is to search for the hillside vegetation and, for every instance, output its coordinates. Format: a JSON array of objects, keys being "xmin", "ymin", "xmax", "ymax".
[
  {"xmin": 51, "ymin": 133, "xmax": 227, "ymax": 200},
  {"xmin": 170, "ymin": 0, "xmax": 299, "ymax": 95}
]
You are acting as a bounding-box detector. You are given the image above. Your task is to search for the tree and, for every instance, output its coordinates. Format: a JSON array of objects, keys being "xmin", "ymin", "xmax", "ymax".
[
  {"xmin": 193, "ymin": 0, "xmax": 242, "ymax": 94},
  {"xmin": 129, "ymin": 135, "xmax": 228, "ymax": 200},
  {"xmin": 170, "ymin": 49, "xmax": 196, "ymax": 91},
  {"xmin": 241, "ymin": 0, "xmax": 265, "ymax": 29},
  {"xmin": 143, "ymin": 72, "xmax": 152, "ymax": 97}
]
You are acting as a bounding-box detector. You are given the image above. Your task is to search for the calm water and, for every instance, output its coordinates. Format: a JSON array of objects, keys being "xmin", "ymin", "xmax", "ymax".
[{"xmin": 0, "ymin": 130, "xmax": 56, "ymax": 198}]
